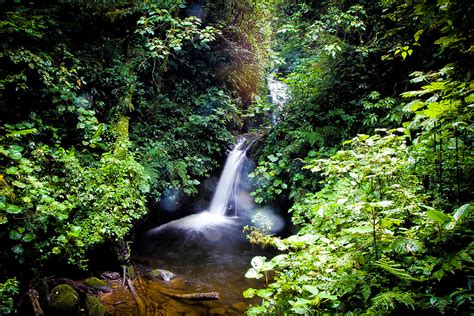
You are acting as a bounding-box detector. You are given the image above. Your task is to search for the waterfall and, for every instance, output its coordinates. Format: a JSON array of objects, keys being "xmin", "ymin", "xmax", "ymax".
[
  {"xmin": 145, "ymin": 73, "xmax": 289, "ymax": 238},
  {"xmin": 145, "ymin": 138, "xmax": 252, "ymax": 236},
  {"xmin": 208, "ymin": 138, "xmax": 248, "ymax": 216}
]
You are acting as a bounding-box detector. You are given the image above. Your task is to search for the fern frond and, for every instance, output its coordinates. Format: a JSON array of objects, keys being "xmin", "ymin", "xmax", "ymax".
[
  {"xmin": 289, "ymin": 130, "xmax": 324, "ymax": 147},
  {"xmin": 288, "ymin": 126, "xmax": 341, "ymax": 148},
  {"xmin": 375, "ymin": 257, "xmax": 417, "ymax": 281},
  {"xmin": 319, "ymin": 126, "xmax": 340, "ymax": 141},
  {"xmin": 366, "ymin": 290, "xmax": 415, "ymax": 315}
]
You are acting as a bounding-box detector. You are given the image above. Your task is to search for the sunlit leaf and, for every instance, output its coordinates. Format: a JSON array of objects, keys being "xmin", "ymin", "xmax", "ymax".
[
  {"xmin": 6, "ymin": 204, "xmax": 22, "ymax": 214},
  {"xmin": 426, "ymin": 209, "xmax": 452, "ymax": 224},
  {"xmin": 453, "ymin": 204, "xmax": 471, "ymax": 222}
]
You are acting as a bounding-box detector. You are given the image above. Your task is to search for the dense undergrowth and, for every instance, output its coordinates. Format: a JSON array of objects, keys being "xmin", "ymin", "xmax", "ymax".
[
  {"xmin": 0, "ymin": 1, "xmax": 273, "ymax": 313},
  {"xmin": 0, "ymin": 0, "xmax": 472, "ymax": 315},
  {"xmin": 245, "ymin": 0, "xmax": 473, "ymax": 314}
]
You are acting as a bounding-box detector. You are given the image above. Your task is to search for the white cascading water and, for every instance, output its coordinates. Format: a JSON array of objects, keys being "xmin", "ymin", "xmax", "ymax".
[
  {"xmin": 208, "ymin": 138, "xmax": 248, "ymax": 216},
  {"xmin": 268, "ymin": 73, "xmax": 289, "ymax": 125},
  {"xmin": 146, "ymin": 138, "xmax": 251, "ymax": 238}
]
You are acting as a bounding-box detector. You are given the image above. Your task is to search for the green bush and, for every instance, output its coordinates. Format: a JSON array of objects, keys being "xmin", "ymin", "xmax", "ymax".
[
  {"xmin": 245, "ymin": 131, "xmax": 472, "ymax": 314},
  {"xmin": 0, "ymin": 278, "xmax": 19, "ymax": 314}
]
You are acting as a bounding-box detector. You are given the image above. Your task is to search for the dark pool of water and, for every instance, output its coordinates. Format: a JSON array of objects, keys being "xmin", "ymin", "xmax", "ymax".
[{"xmin": 133, "ymin": 217, "xmax": 275, "ymax": 314}]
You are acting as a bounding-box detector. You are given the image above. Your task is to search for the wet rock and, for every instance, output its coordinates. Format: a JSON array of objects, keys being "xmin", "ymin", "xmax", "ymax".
[
  {"xmin": 100, "ymin": 271, "xmax": 121, "ymax": 280},
  {"xmin": 49, "ymin": 284, "xmax": 80, "ymax": 315},
  {"xmin": 85, "ymin": 295, "xmax": 105, "ymax": 316},
  {"xmin": 150, "ymin": 269, "xmax": 176, "ymax": 281},
  {"xmin": 84, "ymin": 277, "xmax": 111, "ymax": 291}
]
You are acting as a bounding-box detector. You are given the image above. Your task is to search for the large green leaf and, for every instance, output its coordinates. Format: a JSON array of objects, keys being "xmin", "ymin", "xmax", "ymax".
[
  {"xmin": 345, "ymin": 225, "xmax": 373, "ymax": 234},
  {"xmin": 426, "ymin": 209, "xmax": 452, "ymax": 224},
  {"xmin": 453, "ymin": 204, "xmax": 471, "ymax": 222},
  {"xmin": 22, "ymin": 233, "xmax": 36, "ymax": 242},
  {"xmin": 6, "ymin": 204, "xmax": 23, "ymax": 214},
  {"xmin": 303, "ymin": 285, "xmax": 319, "ymax": 296}
]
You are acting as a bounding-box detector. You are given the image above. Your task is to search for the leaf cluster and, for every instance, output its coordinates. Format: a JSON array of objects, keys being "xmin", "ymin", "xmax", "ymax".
[{"xmin": 246, "ymin": 131, "xmax": 472, "ymax": 314}]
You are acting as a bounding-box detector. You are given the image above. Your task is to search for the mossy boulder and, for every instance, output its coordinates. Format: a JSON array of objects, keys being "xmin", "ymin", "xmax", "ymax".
[
  {"xmin": 85, "ymin": 295, "xmax": 105, "ymax": 316},
  {"xmin": 84, "ymin": 277, "xmax": 110, "ymax": 292},
  {"xmin": 84, "ymin": 277, "xmax": 108, "ymax": 288},
  {"xmin": 49, "ymin": 284, "xmax": 80, "ymax": 315}
]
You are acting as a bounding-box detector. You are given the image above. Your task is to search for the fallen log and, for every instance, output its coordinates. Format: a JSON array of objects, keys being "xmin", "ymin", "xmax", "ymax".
[{"xmin": 164, "ymin": 292, "xmax": 220, "ymax": 301}]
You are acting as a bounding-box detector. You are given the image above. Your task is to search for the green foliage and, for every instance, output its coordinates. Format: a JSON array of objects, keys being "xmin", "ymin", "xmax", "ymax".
[
  {"xmin": 134, "ymin": 2, "xmax": 220, "ymax": 92},
  {"xmin": 0, "ymin": 0, "xmax": 265, "ymax": 297},
  {"xmin": 249, "ymin": 152, "xmax": 288, "ymax": 204},
  {"xmin": 381, "ymin": 0, "xmax": 473, "ymax": 71},
  {"xmin": 249, "ymin": 0, "xmax": 417, "ymax": 206},
  {"xmin": 246, "ymin": 2, "xmax": 472, "ymax": 314},
  {"xmin": 246, "ymin": 131, "xmax": 472, "ymax": 314},
  {"xmin": 400, "ymin": 66, "xmax": 473, "ymax": 201},
  {"xmin": 0, "ymin": 0, "xmax": 270, "ymax": 312},
  {"xmin": 0, "ymin": 278, "xmax": 19, "ymax": 314},
  {"xmin": 136, "ymin": 4, "xmax": 219, "ymax": 59},
  {"xmin": 207, "ymin": 0, "xmax": 275, "ymax": 105},
  {"xmin": 132, "ymin": 87, "xmax": 238, "ymax": 203},
  {"xmin": 367, "ymin": 290, "xmax": 415, "ymax": 314},
  {"xmin": 0, "ymin": 118, "xmax": 148, "ymax": 269}
]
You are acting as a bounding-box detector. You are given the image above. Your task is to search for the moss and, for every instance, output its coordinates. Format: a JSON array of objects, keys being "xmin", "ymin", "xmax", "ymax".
[
  {"xmin": 49, "ymin": 284, "xmax": 80, "ymax": 315},
  {"xmin": 85, "ymin": 295, "xmax": 105, "ymax": 316},
  {"xmin": 83, "ymin": 277, "xmax": 108, "ymax": 288}
]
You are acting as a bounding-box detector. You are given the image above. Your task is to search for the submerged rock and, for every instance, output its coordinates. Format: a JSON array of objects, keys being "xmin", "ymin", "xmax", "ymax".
[
  {"xmin": 85, "ymin": 295, "xmax": 105, "ymax": 316},
  {"xmin": 49, "ymin": 284, "xmax": 80, "ymax": 315}
]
